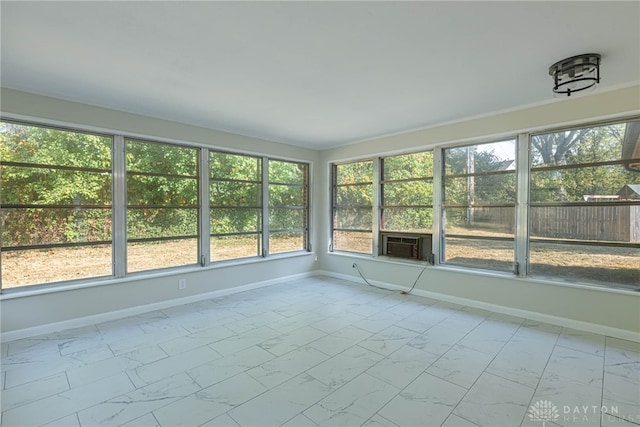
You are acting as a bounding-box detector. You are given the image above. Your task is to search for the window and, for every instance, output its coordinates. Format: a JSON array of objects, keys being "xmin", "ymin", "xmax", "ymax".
[
  {"xmin": 126, "ymin": 139, "xmax": 199, "ymax": 272},
  {"xmin": 1, "ymin": 122, "xmax": 113, "ymax": 289},
  {"xmin": 442, "ymin": 140, "xmax": 517, "ymax": 271},
  {"xmin": 268, "ymin": 160, "xmax": 309, "ymax": 254},
  {"xmin": 332, "ymin": 160, "xmax": 373, "ymax": 254},
  {"xmin": 381, "ymin": 151, "xmax": 433, "ymax": 233},
  {"xmin": 1, "ymin": 119, "xmax": 313, "ymax": 291},
  {"xmin": 209, "ymin": 151, "xmax": 262, "ymax": 261},
  {"xmin": 529, "ymin": 120, "xmax": 640, "ymax": 288}
]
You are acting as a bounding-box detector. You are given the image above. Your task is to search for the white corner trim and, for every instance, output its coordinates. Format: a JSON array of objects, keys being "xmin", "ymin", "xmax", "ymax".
[
  {"xmin": 313, "ymin": 270, "xmax": 640, "ymax": 343},
  {"xmin": 1, "ymin": 272, "xmax": 313, "ymax": 343}
]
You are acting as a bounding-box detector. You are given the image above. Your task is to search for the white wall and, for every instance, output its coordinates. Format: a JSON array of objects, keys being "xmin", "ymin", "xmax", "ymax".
[
  {"xmin": 318, "ymin": 85, "xmax": 640, "ymax": 338},
  {"xmin": 0, "ymin": 88, "xmax": 322, "ymax": 335}
]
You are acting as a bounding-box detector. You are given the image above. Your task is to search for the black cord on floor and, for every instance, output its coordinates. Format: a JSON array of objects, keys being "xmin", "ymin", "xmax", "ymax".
[{"xmin": 352, "ymin": 262, "xmax": 427, "ymax": 295}]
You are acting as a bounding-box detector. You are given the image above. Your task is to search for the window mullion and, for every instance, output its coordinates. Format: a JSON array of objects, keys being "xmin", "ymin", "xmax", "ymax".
[
  {"xmin": 372, "ymin": 157, "xmax": 381, "ymax": 256},
  {"xmin": 515, "ymin": 133, "xmax": 530, "ymax": 277},
  {"xmin": 432, "ymin": 148, "xmax": 444, "ymax": 264},
  {"xmin": 199, "ymin": 149, "xmax": 210, "ymax": 266},
  {"xmin": 262, "ymin": 157, "xmax": 269, "ymax": 257},
  {"xmin": 112, "ymin": 135, "xmax": 126, "ymax": 278},
  {"xmin": 330, "ymin": 163, "xmax": 337, "ymax": 252}
]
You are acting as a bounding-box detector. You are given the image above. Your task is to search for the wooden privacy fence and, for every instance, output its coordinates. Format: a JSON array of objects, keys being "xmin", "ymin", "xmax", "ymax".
[{"xmin": 471, "ymin": 205, "xmax": 640, "ymax": 242}]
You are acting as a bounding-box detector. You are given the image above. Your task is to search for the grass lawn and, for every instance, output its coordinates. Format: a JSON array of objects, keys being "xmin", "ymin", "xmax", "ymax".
[{"xmin": 2, "ymin": 234, "xmax": 637, "ymax": 290}]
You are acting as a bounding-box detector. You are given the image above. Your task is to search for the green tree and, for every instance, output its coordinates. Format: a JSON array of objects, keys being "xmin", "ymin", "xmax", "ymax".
[
  {"xmin": 531, "ymin": 123, "xmax": 638, "ymax": 202},
  {"xmin": 1, "ymin": 122, "xmax": 112, "ymax": 246}
]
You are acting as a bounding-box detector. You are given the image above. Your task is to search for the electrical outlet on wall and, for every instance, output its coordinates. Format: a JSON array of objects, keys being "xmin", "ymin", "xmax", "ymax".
[{"xmin": 178, "ymin": 279, "xmax": 186, "ymax": 290}]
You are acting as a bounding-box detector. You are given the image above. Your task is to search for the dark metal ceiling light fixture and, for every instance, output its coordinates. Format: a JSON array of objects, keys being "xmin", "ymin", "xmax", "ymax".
[{"xmin": 549, "ymin": 53, "xmax": 601, "ymax": 96}]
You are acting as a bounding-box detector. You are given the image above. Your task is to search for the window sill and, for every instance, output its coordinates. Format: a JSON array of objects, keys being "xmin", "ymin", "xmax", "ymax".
[
  {"xmin": 327, "ymin": 251, "xmax": 640, "ymax": 296},
  {"xmin": 0, "ymin": 251, "xmax": 314, "ymax": 300}
]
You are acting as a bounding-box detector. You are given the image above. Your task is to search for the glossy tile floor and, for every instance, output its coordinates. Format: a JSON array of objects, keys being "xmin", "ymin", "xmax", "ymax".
[{"xmin": 1, "ymin": 276, "xmax": 639, "ymax": 427}]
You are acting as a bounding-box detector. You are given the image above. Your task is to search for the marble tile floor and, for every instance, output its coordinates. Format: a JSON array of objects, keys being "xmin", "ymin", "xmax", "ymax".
[{"xmin": 1, "ymin": 276, "xmax": 639, "ymax": 427}]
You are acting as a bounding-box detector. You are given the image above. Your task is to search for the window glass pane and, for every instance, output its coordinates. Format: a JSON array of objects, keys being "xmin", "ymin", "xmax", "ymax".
[
  {"xmin": 210, "ymin": 152, "xmax": 261, "ymax": 181},
  {"xmin": 383, "ymin": 181, "xmax": 432, "ymax": 206},
  {"xmin": 0, "ymin": 167, "xmax": 111, "ymax": 205},
  {"xmin": 268, "ymin": 160, "xmax": 308, "ymax": 254},
  {"xmin": 445, "ymin": 140, "xmax": 516, "ymax": 175},
  {"xmin": 269, "ymin": 160, "xmax": 305, "ymax": 184},
  {"xmin": 383, "ymin": 152, "xmax": 433, "ymax": 180},
  {"xmin": 381, "ymin": 151, "xmax": 433, "ymax": 238},
  {"xmin": 336, "ymin": 186, "xmax": 372, "ymax": 206},
  {"xmin": 210, "ymin": 150, "xmax": 264, "ymax": 261},
  {"xmin": 127, "ymin": 139, "xmax": 197, "ymax": 175},
  {"xmin": 2, "ymin": 208, "xmax": 111, "ymax": 246},
  {"xmin": 334, "ymin": 208, "xmax": 373, "ymax": 230},
  {"xmin": 529, "ymin": 241, "xmax": 639, "ymax": 288},
  {"xmin": 2, "ymin": 245, "xmax": 112, "ymax": 289},
  {"xmin": 531, "ymin": 123, "xmax": 630, "ymax": 167},
  {"xmin": 1, "ymin": 121, "xmax": 113, "ymax": 289},
  {"xmin": 270, "ymin": 232, "xmax": 305, "ymax": 254},
  {"xmin": 126, "ymin": 139, "xmax": 198, "ymax": 273},
  {"xmin": 269, "ymin": 208, "xmax": 306, "ymax": 230},
  {"xmin": 444, "ymin": 174, "xmax": 516, "ymax": 205},
  {"xmin": 530, "ymin": 205, "xmax": 637, "ymax": 241},
  {"xmin": 382, "ymin": 207, "xmax": 433, "ymax": 232},
  {"xmin": 530, "ymin": 164, "xmax": 638, "ymax": 203},
  {"xmin": 529, "ymin": 120, "xmax": 640, "ymax": 288},
  {"xmin": 269, "ymin": 184, "xmax": 305, "ymax": 206},
  {"xmin": 445, "ymin": 206, "xmax": 515, "ymax": 236},
  {"xmin": 211, "ymin": 235, "xmax": 261, "ymax": 261},
  {"xmin": 336, "ymin": 161, "xmax": 373, "ymax": 184},
  {"xmin": 128, "ymin": 176, "xmax": 197, "ymax": 206},
  {"xmin": 128, "ymin": 208, "xmax": 198, "ymax": 240},
  {"xmin": 333, "ymin": 231, "xmax": 372, "ymax": 254},
  {"xmin": 211, "ymin": 208, "xmax": 261, "ymax": 235},
  {"xmin": 0, "ymin": 122, "xmax": 111, "ymax": 169},
  {"xmin": 444, "ymin": 237, "xmax": 514, "ymax": 271},
  {"xmin": 211, "ymin": 182, "xmax": 261, "ymax": 206},
  {"xmin": 443, "ymin": 140, "xmax": 516, "ymax": 272},
  {"xmin": 333, "ymin": 160, "xmax": 373, "ymax": 253},
  {"xmin": 128, "ymin": 239, "xmax": 198, "ymax": 272}
]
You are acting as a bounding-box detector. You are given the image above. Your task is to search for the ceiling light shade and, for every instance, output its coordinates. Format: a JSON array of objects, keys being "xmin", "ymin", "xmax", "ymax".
[{"xmin": 549, "ymin": 53, "xmax": 601, "ymax": 96}]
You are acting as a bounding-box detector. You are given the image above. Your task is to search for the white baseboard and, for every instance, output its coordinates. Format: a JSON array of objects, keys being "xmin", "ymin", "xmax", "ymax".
[
  {"xmin": 1, "ymin": 272, "xmax": 313, "ymax": 343},
  {"xmin": 4, "ymin": 270, "xmax": 638, "ymax": 343},
  {"xmin": 314, "ymin": 270, "xmax": 640, "ymax": 343}
]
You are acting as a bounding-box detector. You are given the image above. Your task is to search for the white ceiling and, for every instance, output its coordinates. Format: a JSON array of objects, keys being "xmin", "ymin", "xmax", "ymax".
[{"xmin": 1, "ymin": 1, "xmax": 639, "ymax": 150}]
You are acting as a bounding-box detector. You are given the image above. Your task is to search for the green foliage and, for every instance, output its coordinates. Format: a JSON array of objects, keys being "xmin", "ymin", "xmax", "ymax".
[
  {"xmin": 209, "ymin": 155, "xmax": 308, "ymax": 239},
  {"xmin": 0, "ymin": 122, "xmax": 111, "ymax": 169},
  {"xmin": 2, "ymin": 208, "xmax": 111, "ymax": 246},
  {"xmin": 381, "ymin": 153, "xmax": 434, "ymax": 232},
  {"xmin": 334, "ymin": 161, "xmax": 374, "ymax": 231},
  {"xmin": 127, "ymin": 208, "xmax": 197, "ymax": 239},
  {"xmin": 211, "ymin": 182, "xmax": 261, "ymax": 207},
  {"xmin": 269, "ymin": 160, "xmax": 306, "ymax": 184},
  {"xmin": 335, "ymin": 208, "xmax": 372, "ymax": 230},
  {"xmin": 125, "ymin": 139, "xmax": 198, "ymax": 240},
  {"xmin": 1, "ymin": 123, "xmax": 113, "ymax": 247},
  {"xmin": 442, "ymin": 141, "xmax": 516, "ymax": 233},
  {"xmin": 209, "ymin": 151, "xmax": 262, "ymax": 239},
  {"xmin": 127, "ymin": 175, "xmax": 197, "ymax": 206},
  {"xmin": 268, "ymin": 161, "xmax": 308, "ymax": 235},
  {"xmin": 383, "ymin": 152, "xmax": 433, "ymax": 180},
  {"xmin": 126, "ymin": 139, "xmax": 197, "ymax": 176},
  {"xmin": 444, "ymin": 140, "xmax": 516, "ymax": 206},
  {"xmin": 336, "ymin": 161, "xmax": 373, "ymax": 184},
  {"xmin": 210, "ymin": 152, "xmax": 260, "ymax": 181},
  {"xmin": 531, "ymin": 123, "xmax": 639, "ymax": 202}
]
